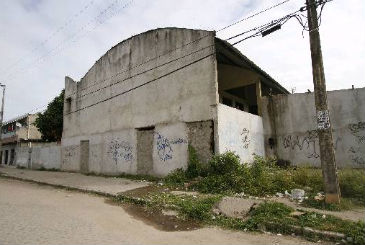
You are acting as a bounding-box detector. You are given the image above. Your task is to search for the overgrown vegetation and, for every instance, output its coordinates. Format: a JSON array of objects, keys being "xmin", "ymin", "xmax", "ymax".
[
  {"xmin": 214, "ymin": 202, "xmax": 364, "ymax": 244},
  {"xmin": 114, "ymin": 189, "xmax": 365, "ymax": 244},
  {"xmin": 164, "ymin": 148, "xmax": 365, "ymax": 207}
]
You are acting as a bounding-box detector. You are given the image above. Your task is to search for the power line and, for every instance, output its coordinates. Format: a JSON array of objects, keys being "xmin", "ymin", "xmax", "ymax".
[
  {"xmin": 217, "ymin": 0, "xmax": 292, "ymax": 32},
  {"xmin": 67, "ymin": 52, "xmax": 215, "ymax": 115},
  {"xmin": 7, "ymin": 0, "xmax": 300, "ymax": 115},
  {"xmin": 68, "ymin": 34, "xmax": 213, "ymax": 98},
  {"xmin": 65, "ymin": 1, "xmax": 297, "ymax": 98},
  {"xmin": 3, "ymin": 0, "xmax": 134, "ymax": 82},
  {"xmin": 226, "ymin": 0, "xmax": 332, "ymax": 46},
  {"xmin": 0, "ymin": 0, "xmax": 95, "ymax": 78},
  {"xmin": 64, "ymin": 1, "xmax": 301, "ymax": 99},
  {"xmin": 76, "ymin": 45, "xmax": 214, "ymax": 101}
]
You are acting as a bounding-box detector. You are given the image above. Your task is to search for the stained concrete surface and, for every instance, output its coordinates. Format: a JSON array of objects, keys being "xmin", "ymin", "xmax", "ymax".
[{"xmin": 0, "ymin": 178, "xmax": 323, "ymax": 245}]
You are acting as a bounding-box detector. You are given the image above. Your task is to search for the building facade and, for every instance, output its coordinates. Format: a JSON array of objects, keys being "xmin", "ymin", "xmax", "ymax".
[
  {"xmin": 61, "ymin": 28, "xmax": 287, "ymax": 176},
  {"xmin": 0, "ymin": 113, "xmax": 42, "ymax": 166}
]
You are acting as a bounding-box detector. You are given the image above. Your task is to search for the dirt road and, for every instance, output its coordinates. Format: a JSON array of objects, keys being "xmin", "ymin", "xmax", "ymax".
[{"xmin": 0, "ymin": 178, "xmax": 322, "ymax": 245}]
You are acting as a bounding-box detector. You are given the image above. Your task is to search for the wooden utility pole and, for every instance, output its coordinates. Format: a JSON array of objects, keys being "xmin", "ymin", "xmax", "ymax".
[{"xmin": 306, "ymin": 0, "xmax": 340, "ymax": 203}]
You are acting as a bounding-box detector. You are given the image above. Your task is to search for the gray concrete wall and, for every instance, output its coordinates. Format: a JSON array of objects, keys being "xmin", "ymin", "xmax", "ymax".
[
  {"xmin": 62, "ymin": 28, "xmax": 218, "ymax": 176},
  {"xmin": 262, "ymin": 87, "xmax": 365, "ymax": 168},
  {"xmin": 216, "ymin": 104, "xmax": 265, "ymax": 163},
  {"xmin": 187, "ymin": 121, "xmax": 214, "ymax": 164},
  {"xmin": 15, "ymin": 143, "xmax": 61, "ymax": 169}
]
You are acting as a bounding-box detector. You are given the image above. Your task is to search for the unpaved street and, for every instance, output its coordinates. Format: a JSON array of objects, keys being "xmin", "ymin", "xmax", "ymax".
[{"xmin": 0, "ymin": 178, "xmax": 320, "ymax": 245}]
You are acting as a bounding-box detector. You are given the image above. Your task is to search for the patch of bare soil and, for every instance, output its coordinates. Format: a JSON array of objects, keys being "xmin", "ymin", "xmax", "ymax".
[{"xmin": 105, "ymin": 199, "xmax": 201, "ymax": 232}]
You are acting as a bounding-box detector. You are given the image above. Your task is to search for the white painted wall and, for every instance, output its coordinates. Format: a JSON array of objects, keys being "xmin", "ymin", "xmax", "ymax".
[{"xmin": 217, "ymin": 104, "xmax": 265, "ymax": 163}]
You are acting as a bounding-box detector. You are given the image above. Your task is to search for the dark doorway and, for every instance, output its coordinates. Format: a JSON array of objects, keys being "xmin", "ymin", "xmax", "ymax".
[
  {"xmin": 137, "ymin": 127, "xmax": 154, "ymax": 175},
  {"xmin": 10, "ymin": 149, "xmax": 15, "ymax": 165},
  {"xmin": 5, "ymin": 150, "xmax": 8, "ymax": 165}
]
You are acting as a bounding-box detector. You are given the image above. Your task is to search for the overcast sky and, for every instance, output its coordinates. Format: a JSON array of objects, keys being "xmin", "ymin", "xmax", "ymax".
[{"xmin": 0, "ymin": 0, "xmax": 364, "ymax": 121}]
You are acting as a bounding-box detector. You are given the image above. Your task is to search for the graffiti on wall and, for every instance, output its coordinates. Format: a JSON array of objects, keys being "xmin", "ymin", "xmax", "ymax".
[
  {"xmin": 348, "ymin": 122, "xmax": 365, "ymax": 165},
  {"xmin": 282, "ymin": 130, "xmax": 320, "ymax": 158},
  {"xmin": 349, "ymin": 122, "xmax": 365, "ymax": 144},
  {"xmin": 107, "ymin": 139, "xmax": 133, "ymax": 165},
  {"xmin": 282, "ymin": 122, "xmax": 365, "ymax": 165},
  {"xmin": 155, "ymin": 132, "xmax": 187, "ymax": 162},
  {"xmin": 62, "ymin": 146, "xmax": 78, "ymax": 166},
  {"xmin": 241, "ymin": 128, "xmax": 250, "ymax": 149}
]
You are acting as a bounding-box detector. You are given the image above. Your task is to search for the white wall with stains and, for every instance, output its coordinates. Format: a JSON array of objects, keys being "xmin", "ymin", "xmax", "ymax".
[
  {"xmin": 262, "ymin": 87, "xmax": 365, "ymax": 168},
  {"xmin": 217, "ymin": 104, "xmax": 265, "ymax": 163},
  {"xmin": 15, "ymin": 143, "xmax": 61, "ymax": 170}
]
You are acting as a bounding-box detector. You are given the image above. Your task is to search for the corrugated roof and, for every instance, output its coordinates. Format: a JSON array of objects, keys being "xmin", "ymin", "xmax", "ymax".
[{"xmin": 2, "ymin": 113, "xmax": 29, "ymax": 126}]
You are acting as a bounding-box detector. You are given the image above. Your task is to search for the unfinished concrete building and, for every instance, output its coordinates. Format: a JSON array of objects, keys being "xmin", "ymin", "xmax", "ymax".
[
  {"xmin": 0, "ymin": 113, "xmax": 42, "ymax": 166},
  {"xmin": 62, "ymin": 28, "xmax": 288, "ymax": 176}
]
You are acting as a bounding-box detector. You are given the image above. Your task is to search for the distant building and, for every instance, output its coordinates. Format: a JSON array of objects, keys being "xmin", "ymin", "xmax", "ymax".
[{"xmin": 0, "ymin": 113, "xmax": 42, "ymax": 166}]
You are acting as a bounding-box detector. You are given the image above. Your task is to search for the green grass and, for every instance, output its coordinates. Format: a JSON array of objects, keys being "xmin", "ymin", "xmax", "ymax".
[
  {"xmin": 145, "ymin": 192, "xmax": 222, "ymax": 221},
  {"xmin": 164, "ymin": 151, "xmax": 365, "ymax": 209}
]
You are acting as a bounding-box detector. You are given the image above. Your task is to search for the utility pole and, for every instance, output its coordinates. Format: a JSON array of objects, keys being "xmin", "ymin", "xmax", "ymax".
[
  {"xmin": 306, "ymin": 0, "xmax": 340, "ymax": 203},
  {"xmin": 0, "ymin": 84, "xmax": 6, "ymax": 165}
]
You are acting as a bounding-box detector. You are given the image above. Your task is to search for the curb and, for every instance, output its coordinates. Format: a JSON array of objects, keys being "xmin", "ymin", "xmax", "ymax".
[{"xmin": 264, "ymin": 221, "xmax": 346, "ymax": 243}]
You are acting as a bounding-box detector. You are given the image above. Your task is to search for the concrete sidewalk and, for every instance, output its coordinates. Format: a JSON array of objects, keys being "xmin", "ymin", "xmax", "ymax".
[{"xmin": 0, "ymin": 167, "xmax": 150, "ymax": 196}]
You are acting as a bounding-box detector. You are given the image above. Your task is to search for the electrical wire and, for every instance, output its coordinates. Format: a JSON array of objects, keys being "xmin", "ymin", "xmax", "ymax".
[
  {"xmin": 66, "ymin": 1, "xmax": 299, "ymax": 98},
  {"xmin": 11, "ymin": 0, "xmax": 329, "ymax": 115},
  {"xmin": 0, "ymin": 0, "xmax": 95, "ymax": 78},
  {"xmin": 75, "ymin": 45, "xmax": 215, "ymax": 101},
  {"xmin": 217, "ymin": 0, "xmax": 292, "ymax": 32},
  {"xmin": 66, "ymin": 34, "xmax": 213, "ymax": 98},
  {"xmin": 67, "ymin": 52, "xmax": 215, "ymax": 115},
  {"xmin": 3, "ymin": 0, "xmax": 134, "ymax": 82},
  {"xmin": 226, "ymin": 0, "xmax": 332, "ymax": 45}
]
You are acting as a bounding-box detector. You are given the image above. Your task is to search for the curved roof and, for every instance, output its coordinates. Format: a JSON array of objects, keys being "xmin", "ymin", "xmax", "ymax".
[
  {"xmin": 79, "ymin": 27, "xmax": 212, "ymax": 82},
  {"xmin": 74, "ymin": 27, "xmax": 287, "ymax": 94}
]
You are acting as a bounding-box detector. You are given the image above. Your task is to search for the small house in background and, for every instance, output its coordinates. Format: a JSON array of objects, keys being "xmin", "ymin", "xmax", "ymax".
[{"xmin": 0, "ymin": 113, "xmax": 42, "ymax": 166}]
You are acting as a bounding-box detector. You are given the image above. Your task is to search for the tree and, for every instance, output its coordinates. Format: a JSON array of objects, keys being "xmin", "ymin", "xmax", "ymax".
[{"xmin": 34, "ymin": 90, "xmax": 64, "ymax": 142}]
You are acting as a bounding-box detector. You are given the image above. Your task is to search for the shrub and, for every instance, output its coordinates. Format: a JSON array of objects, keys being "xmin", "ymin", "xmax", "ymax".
[{"xmin": 208, "ymin": 151, "xmax": 242, "ymax": 175}]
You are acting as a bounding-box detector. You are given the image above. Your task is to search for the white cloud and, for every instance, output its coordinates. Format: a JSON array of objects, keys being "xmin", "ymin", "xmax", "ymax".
[{"xmin": 0, "ymin": 0, "xmax": 364, "ymax": 121}]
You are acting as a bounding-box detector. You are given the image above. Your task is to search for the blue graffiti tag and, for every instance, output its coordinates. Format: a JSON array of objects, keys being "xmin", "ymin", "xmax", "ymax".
[
  {"xmin": 107, "ymin": 139, "xmax": 133, "ymax": 164},
  {"xmin": 155, "ymin": 133, "xmax": 173, "ymax": 161}
]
